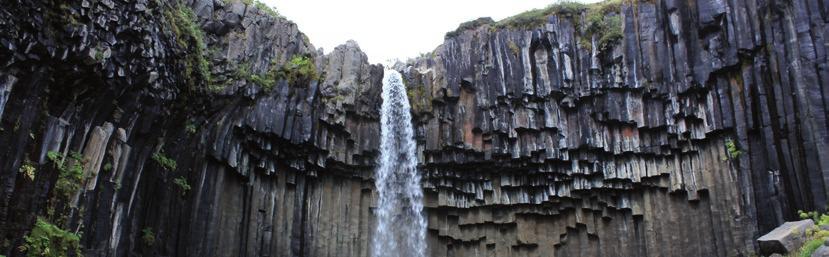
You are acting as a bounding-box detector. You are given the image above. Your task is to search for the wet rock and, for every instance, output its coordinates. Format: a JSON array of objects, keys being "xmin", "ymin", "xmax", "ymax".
[{"xmin": 0, "ymin": 75, "xmax": 15, "ymax": 121}]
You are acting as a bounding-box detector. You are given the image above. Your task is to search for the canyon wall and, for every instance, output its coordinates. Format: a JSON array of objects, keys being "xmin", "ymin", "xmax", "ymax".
[
  {"xmin": 0, "ymin": 0, "xmax": 827, "ymax": 256},
  {"xmin": 0, "ymin": 0, "xmax": 382, "ymax": 256},
  {"xmin": 400, "ymin": 0, "xmax": 829, "ymax": 256}
]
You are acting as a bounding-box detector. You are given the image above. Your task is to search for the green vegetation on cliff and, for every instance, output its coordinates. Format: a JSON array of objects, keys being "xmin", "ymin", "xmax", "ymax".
[
  {"xmin": 445, "ymin": 17, "xmax": 495, "ymax": 39},
  {"xmin": 22, "ymin": 152, "xmax": 86, "ymax": 257},
  {"xmin": 174, "ymin": 176, "xmax": 191, "ymax": 195},
  {"xmin": 406, "ymin": 84, "xmax": 431, "ymax": 114},
  {"xmin": 725, "ymin": 138, "xmax": 742, "ymax": 160},
  {"xmin": 152, "ymin": 151, "xmax": 177, "ymax": 171},
  {"xmin": 495, "ymin": 1, "xmax": 587, "ymax": 29},
  {"xmin": 224, "ymin": 0, "xmax": 280, "ymax": 18},
  {"xmin": 164, "ymin": 5, "xmax": 213, "ymax": 91},
  {"xmin": 278, "ymin": 55, "xmax": 319, "ymax": 85},
  {"xmin": 254, "ymin": 1, "xmax": 280, "ymax": 17},
  {"xmin": 580, "ymin": 0, "xmax": 623, "ymax": 50},
  {"xmin": 20, "ymin": 217, "xmax": 82, "ymax": 257},
  {"xmin": 234, "ymin": 62, "xmax": 277, "ymax": 91},
  {"xmin": 444, "ymin": 0, "xmax": 627, "ymax": 51},
  {"xmin": 232, "ymin": 55, "xmax": 318, "ymax": 91},
  {"xmin": 45, "ymin": 151, "xmax": 84, "ymax": 224}
]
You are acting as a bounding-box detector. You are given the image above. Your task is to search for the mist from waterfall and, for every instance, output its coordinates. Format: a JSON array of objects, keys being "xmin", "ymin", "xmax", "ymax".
[{"xmin": 372, "ymin": 70, "xmax": 427, "ymax": 257}]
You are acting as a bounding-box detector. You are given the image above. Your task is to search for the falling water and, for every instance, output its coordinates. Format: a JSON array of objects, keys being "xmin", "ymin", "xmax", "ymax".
[{"xmin": 372, "ymin": 70, "xmax": 427, "ymax": 257}]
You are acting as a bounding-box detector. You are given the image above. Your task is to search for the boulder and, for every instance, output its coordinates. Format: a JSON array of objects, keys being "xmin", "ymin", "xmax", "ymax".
[{"xmin": 758, "ymin": 219, "xmax": 816, "ymax": 255}]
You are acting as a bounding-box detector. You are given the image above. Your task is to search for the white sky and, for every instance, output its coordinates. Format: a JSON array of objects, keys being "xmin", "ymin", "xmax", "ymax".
[{"xmin": 264, "ymin": 0, "xmax": 600, "ymax": 64}]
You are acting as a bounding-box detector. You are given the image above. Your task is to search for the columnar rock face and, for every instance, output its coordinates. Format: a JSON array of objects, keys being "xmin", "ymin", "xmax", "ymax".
[
  {"xmin": 400, "ymin": 0, "xmax": 829, "ymax": 256},
  {"xmin": 0, "ymin": 0, "xmax": 827, "ymax": 257},
  {"xmin": 0, "ymin": 0, "xmax": 381, "ymax": 256}
]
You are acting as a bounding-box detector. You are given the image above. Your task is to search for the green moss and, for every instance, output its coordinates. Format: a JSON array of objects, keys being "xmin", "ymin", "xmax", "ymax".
[
  {"xmin": 508, "ymin": 41, "xmax": 520, "ymax": 56},
  {"xmin": 41, "ymin": 3, "xmax": 82, "ymax": 40},
  {"xmin": 249, "ymin": 73, "xmax": 276, "ymax": 90},
  {"xmin": 232, "ymin": 60, "xmax": 280, "ymax": 91},
  {"xmin": 598, "ymin": 16, "xmax": 622, "ymax": 49},
  {"xmin": 141, "ymin": 228, "xmax": 155, "ymax": 246},
  {"xmin": 224, "ymin": 0, "xmax": 280, "ymax": 18},
  {"xmin": 234, "ymin": 63, "xmax": 251, "ymax": 78},
  {"xmin": 491, "ymin": 0, "xmax": 626, "ymax": 52},
  {"xmin": 445, "ymin": 17, "xmax": 495, "ymax": 39},
  {"xmin": 21, "ymin": 217, "xmax": 82, "ymax": 257},
  {"xmin": 173, "ymin": 176, "xmax": 191, "ymax": 195},
  {"xmin": 164, "ymin": 5, "xmax": 213, "ymax": 91},
  {"xmin": 152, "ymin": 151, "xmax": 177, "ymax": 172},
  {"xmin": 94, "ymin": 48, "xmax": 104, "ymax": 62},
  {"xmin": 725, "ymin": 139, "xmax": 742, "ymax": 160},
  {"xmin": 233, "ymin": 63, "xmax": 254, "ymax": 85},
  {"xmin": 254, "ymin": 1, "xmax": 280, "ymax": 17},
  {"xmin": 58, "ymin": 4, "xmax": 81, "ymax": 25},
  {"xmin": 406, "ymin": 83, "xmax": 431, "ymax": 113},
  {"xmin": 223, "ymin": 0, "xmax": 253, "ymax": 4},
  {"xmin": 495, "ymin": 1, "xmax": 587, "ymax": 29},
  {"xmin": 328, "ymin": 94, "xmax": 346, "ymax": 102},
  {"xmin": 277, "ymin": 55, "xmax": 318, "ymax": 85},
  {"xmin": 582, "ymin": 0, "xmax": 623, "ymax": 51}
]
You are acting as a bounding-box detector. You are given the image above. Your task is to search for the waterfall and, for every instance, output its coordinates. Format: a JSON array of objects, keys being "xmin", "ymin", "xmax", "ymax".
[{"xmin": 372, "ymin": 70, "xmax": 427, "ymax": 257}]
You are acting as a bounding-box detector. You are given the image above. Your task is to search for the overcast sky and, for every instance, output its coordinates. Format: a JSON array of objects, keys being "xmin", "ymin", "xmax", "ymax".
[{"xmin": 263, "ymin": 0, "xmax": 600, "ymax": 64}]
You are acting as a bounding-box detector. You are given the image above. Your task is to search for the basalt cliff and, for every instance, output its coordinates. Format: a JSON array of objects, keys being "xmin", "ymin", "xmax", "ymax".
[{"xmin": 0, "ymin": 0, "xmax": 828, "ymax": 256}]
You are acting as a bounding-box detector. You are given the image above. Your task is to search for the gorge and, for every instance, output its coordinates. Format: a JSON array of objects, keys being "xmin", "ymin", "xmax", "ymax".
[{"xmin": 0, "ymin": 0, "xmax": 828, "ymax": 256}]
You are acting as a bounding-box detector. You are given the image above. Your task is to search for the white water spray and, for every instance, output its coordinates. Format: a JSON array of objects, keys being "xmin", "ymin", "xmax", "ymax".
[{"xmin": 372, "ymin": 70, "xmax": 427, "ymax": 257}]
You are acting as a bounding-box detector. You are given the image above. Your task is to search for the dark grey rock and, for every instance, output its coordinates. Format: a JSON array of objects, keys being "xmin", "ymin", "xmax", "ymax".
[
  {"xmin": 758, "ymin": 220, "xmax": 816, "ymax": 255},
  {"xmin": 0, "ymin": 0, "xmax": 828, "ymax": 257}
]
